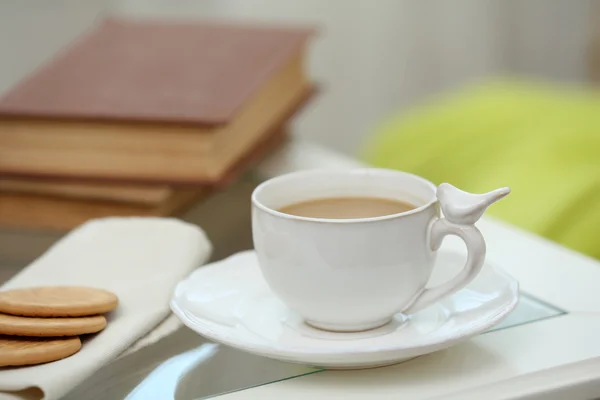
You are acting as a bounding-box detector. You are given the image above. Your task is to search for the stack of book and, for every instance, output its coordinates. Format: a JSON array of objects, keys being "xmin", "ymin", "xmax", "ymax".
[{"xmin": 0, "ymin": 18, "xmax": 315, "ymax": 230}]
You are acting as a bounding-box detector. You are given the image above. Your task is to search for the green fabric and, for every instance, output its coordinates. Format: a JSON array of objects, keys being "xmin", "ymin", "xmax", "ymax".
[{"xmin": 363, "ymin": 80, "xmax": 600, "ymax": 258}]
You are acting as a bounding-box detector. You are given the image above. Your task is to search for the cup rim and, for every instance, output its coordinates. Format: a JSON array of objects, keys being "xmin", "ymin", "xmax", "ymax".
[{"xmin": 251, "ymin": 168, "xmax": 438, "ymax": 224}]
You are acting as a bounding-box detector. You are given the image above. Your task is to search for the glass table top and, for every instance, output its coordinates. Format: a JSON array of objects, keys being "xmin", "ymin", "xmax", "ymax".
[{"xmin": 62, "ymin": 292, "xmax": 565, "ymax": 400}]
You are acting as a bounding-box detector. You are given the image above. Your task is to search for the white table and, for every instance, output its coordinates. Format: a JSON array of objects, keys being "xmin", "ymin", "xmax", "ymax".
[
  {"xmin": 58, "ymin": 138, "xmax": 600, "ymax": 400},
  {"xmin": 221, "ymin": 138, "xmax": 600, "ymax": 400}
]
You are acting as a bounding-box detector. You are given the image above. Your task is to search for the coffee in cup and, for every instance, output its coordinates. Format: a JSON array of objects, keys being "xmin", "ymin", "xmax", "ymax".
[{"xmin": 278, "ymin": 196, "xmax": 416, "ymax": 219}]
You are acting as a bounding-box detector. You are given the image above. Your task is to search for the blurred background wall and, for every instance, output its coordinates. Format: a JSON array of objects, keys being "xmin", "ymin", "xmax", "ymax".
[{"xmin": 0, "ymin": 0, "xmax": 595, "ymax": 155}]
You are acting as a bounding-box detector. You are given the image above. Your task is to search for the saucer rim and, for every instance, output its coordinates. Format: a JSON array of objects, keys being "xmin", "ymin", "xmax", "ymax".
[
  {"xmin": 170, "ymin": 251, "xmax": 519, "ymax": 360},
  {"xmin": 171, "ymin": 290, "xmax": 518, "ymax": 359}
]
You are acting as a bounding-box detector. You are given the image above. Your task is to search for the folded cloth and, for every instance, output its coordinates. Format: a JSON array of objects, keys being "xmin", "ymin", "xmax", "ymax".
[{"xmin": 0, "ymin": 217, "xmax": 212, "ymax": 400}]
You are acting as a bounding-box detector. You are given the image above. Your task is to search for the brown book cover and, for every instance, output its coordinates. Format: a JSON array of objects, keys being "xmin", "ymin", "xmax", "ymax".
[
  {"xmin": 0, "ymin": 19, "xmax": 314, "ymax": 184},
  {"xmin": 0, "ymin": 18, "xmax": 313, "ymax": 125}
]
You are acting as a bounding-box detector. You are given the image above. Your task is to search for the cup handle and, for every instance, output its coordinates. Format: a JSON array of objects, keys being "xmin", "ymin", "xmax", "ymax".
[{"xmin": 402, "ymin": 183, "xmax": 510, "ymax": 315}]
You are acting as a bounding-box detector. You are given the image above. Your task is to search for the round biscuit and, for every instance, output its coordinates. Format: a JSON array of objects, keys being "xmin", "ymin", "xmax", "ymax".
[
  {"xmin": 0, "ymin": 313, "xmax": 107, "ymax": 337},
  {"xmin": 0, "ymin": 286, "xmax": 118, "ymax": 317},
  {"xmin": 0, "ymin": 335, "xmax": 82, "ymax": 366}
]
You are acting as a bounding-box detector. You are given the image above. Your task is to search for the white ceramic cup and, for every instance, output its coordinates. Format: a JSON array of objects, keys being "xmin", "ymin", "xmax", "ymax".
[{"xmin": 252, "ymin": 168, "xmax": 509, "ymax": 332}]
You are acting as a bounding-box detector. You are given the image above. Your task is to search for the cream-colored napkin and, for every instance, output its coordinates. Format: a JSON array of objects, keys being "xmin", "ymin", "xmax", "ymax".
[{"xmin": 0, "ymin": 217, "xmax": 212, "ymax": 400}]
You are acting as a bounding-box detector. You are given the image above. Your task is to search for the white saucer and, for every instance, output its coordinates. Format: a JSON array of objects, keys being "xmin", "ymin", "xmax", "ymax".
[{"xmin": 171, "ymin": 250, "xmax": 519, "ymax": 369}]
